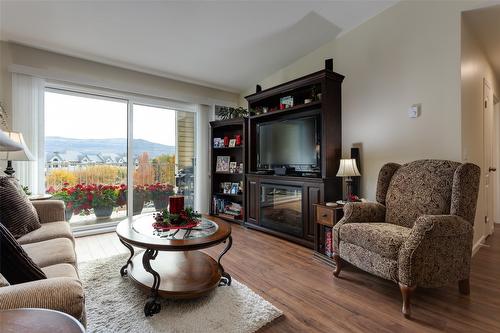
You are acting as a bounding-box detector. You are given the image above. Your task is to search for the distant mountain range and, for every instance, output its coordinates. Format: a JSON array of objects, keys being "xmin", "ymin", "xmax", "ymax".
[{"xmin": 45, "ymin": 136, "xmax": 175, "ymax": 158}]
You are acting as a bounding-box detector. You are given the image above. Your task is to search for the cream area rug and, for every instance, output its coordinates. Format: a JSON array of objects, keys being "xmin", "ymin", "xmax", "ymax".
[{"xmin": 79, "ymin": 253, "xmax": 282, "ymax": 333}]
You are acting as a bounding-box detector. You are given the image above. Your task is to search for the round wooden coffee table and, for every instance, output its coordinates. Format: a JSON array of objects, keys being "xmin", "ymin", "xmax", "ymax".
[{"xmin": 116, "ymin": 214, "xmax": 232, "ymax": 317}]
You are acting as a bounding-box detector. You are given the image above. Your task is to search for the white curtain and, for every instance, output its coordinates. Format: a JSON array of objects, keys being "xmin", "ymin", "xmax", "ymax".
[
  {"xmin": 11, "ymin": 73, "xmax": 45, "ymax": 194},
  {"xmin": 194, "ymin": 104, "xmax": 211, "ymax": 213}
]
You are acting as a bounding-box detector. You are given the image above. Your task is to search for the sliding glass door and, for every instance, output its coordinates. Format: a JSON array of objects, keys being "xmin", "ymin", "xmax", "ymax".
[{"xmin": 44, "ymin": 88, "xmax": 196, "ymax": 231}]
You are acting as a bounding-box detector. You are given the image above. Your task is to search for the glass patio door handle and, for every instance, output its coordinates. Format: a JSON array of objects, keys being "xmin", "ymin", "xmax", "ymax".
[{"xmin": 489, "ymin": 167, "xmax": 497, "ymax": 172}]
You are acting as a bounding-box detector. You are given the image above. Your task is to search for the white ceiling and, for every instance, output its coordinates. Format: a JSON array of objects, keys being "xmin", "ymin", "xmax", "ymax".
[
  {"xmin": 0, "ymin": 1, "xmax": 397, "ymax": 92},
  {"xmin": 463, "ymin": 5, "xmax": 500, "ymax": 84}
]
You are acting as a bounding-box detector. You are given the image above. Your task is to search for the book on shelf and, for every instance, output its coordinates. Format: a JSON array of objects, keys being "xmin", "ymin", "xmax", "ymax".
[
  {"xmin": 212, "ymin": 197, "xmax": 243, "ymax": 220},
  {"xmin": 324, "ymin": 226, "xmax": 333, "ymax": 257}
]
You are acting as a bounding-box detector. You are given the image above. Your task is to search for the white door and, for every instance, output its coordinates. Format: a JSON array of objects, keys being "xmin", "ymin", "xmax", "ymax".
[{"xmin": 483, "ymin": 79, "xmax": 495, "ymax": 236}]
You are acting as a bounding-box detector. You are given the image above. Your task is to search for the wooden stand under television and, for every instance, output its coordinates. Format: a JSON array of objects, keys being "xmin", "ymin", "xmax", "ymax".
[
  {"xmin": 209, "ymin": 117, "xmax": 247, "ymax": 225},
  {"xmin": 244, "ymin": 68, "xmax": 344, "ymax": 249}
]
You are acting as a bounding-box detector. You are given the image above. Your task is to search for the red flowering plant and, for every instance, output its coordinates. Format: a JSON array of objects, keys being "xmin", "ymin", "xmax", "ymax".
[
  {"xmin": 147, "ymin": 183, "xmax": 175, "ymax": 200},
  {"xmin": 83, "ymin": 184, "xmax": 122, "ymax": 211},
  {"xmin": 155, "ymin": 207, "xmax": 201, "ymax": 227},
  {"xmin": 48, "ymin": 183, "xmax": 87, "ymax": 213}
]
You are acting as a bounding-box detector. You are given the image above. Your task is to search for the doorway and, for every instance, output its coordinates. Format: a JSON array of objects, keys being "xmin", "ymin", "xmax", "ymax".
[{"xmin": 484, "ymin": 79, "xmax": 496, "ymax": 237}]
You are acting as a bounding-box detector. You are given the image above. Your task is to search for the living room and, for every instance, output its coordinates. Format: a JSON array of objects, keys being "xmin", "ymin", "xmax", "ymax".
[{"xmin": 1, "ymin": 1, "xmax": 499, "ymax": 332}]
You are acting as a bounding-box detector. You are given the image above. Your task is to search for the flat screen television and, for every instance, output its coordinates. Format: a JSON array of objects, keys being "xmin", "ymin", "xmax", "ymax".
[{"xmin": 257, "ymin": 115, "xmax": 320, "ymax": 173}]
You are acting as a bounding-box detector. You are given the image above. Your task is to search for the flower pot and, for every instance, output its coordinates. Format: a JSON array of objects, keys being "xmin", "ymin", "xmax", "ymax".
[
  {"xmin": 153, "ymin": 194, "xmax": 170, "ymax": 211},
  {"xmin": 93, "ymin": 206, "xmax": 114, "ymax": 219},
  {"xmin": 133, "ymin": 193, "xmax": 145, "ymax": 215},
  {"xmin": 65, "ymin": 208, "xmax": 73, "ymax": 221}
]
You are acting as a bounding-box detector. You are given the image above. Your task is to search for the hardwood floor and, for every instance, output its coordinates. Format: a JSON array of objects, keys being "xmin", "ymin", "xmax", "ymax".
[{"xmin": 76, "ymin": 224, "xmax": 500, "ymax": 332}]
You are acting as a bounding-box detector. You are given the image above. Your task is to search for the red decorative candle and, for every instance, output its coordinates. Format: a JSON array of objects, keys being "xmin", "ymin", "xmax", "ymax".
[
  {"xmin": 235, "ymin": 134, "xmax": 241, "ymax": 146},
  {"xmin": 169, "ymin": 195, "xmax": 184, "ymax": 214},
  {"xmin": 223, "ymin": 136, "xmax": 229, "ymax": 147}
]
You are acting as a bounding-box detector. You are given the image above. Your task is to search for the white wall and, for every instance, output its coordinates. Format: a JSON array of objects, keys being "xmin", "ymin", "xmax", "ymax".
[
  {"xmin": 461, "ymin": 16, "xmax": 499, "ymax": 246},
  {"xmin": 239, "ymin": 0, "xmax": 494, "ymax": 246},
  {"xmin": 241, "ymin": 0, "xmax": 489, "ymax": 199},
  {"xmin": 0, "ymin": 41, "xmax": 240, "ymax": 127}
]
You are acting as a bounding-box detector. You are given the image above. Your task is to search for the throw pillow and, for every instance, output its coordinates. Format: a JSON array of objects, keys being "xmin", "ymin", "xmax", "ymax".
[
  {"xmin": 0, "ymin": 272, "xmax": 10, "ymax": 287},
  {"xmin": 0, "ymin": 176, "xmax": 41, "ymax": 238},
  {"xmin": 0, "ymin": 222, "xmax": 47, "ymax": 284}
]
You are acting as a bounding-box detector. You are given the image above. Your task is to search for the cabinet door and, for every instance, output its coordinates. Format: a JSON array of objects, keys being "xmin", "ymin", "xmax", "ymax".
[
  {"xmin": 247, "ymin": 179, "xmax": 259, "ymax": 224},
  {"xmin": 306, "ymin": 186, "xmax": 321, "ymax": 241}
]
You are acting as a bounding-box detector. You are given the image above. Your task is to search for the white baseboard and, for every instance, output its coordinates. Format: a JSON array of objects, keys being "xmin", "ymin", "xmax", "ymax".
[{"xmin": 472, "ymin": 235, "xmax": 486, "ymax": 256}]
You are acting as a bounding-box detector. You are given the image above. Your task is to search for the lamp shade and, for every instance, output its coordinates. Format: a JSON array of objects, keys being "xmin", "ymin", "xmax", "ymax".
[
  {"xmin": 0, "ymin": 129, "xmax": 23, "ymax": 151},
  {"xmin": 336, "ymin": 159, "xmax": 361, "ymax": 177},
  {"xmin": 0, "ymin": 131, "xmax": 34, "ymax": 161}
]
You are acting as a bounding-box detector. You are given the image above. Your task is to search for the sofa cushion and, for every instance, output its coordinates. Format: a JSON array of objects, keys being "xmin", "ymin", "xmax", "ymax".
[
  {"xmin": 0, "ymin": 176, "xmax": 41, "ymax": 238},
  {"xmin": 22, "ymin": 238, "xmax": 76, "ymax": 268},
  {"xmin": 0, "ymin": 273, "xmax": 10, "ymax": 287},
  {"xmin": 385, "ymin": 160, "xmax": 460, "ymax": 228},
  {"xmin": 339, "ymin": 222, "xmax": 411, "ymax": 260},
  {"xmin": 17, "ymin": 221, "xmax": 73, "ymax": 245},
  {"xmin": 0, "ymin": 222, "xmax": 47, "ymax": 284},
  {"xmin": 42, "ymin": 263, "xmax": 79, "ymax": 280}
]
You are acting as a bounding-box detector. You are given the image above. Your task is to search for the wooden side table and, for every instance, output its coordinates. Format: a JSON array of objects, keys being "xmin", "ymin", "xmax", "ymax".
[
  {"xmin": 0, "ymin": 308, "xmax": 85, "ymax": 333},
  {"xmin": 313, "ymin": 203, "xmax": 344, "ymax": 266},
  {"xmin": 28, "ymin": 194, "xmax": 53, "ymax": 201}
]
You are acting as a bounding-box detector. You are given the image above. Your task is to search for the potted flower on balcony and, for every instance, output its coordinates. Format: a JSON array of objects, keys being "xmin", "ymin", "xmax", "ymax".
[
  {"xmin": 85, "ymin": 184, "xmax": 120, "ymax": 219},
  {"xmin": 116, "ymin": 184, "xmax": 148, "ymax": 215},
  {"xmin": 48, "ymin": 183, "xmax": 83, "ymax": 221},
  {"xmin": 148, "ymin": 183, "xmax": 175, "ymax": 211}
]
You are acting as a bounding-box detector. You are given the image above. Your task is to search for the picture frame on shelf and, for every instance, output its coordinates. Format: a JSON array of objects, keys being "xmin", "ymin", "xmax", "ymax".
[
  {"xmin": 223, "ymin": 182, "xmax": 232, "ymax": 194},
  {"xmin": 213, "ymin": 138, "xmax": 223, "ymax": 148},
  {"xmin": 279, "ymin": 96, "xmax": 294, "ymax": 109},
  {"xmin": 229, "ymin": 139, "xmax": 236, "ymax": 147},
  {"xmin": 216, "ymin": 156, "xmax": 230, "ymax": 172},
  {"xmin": 231, "ymin": 183, "xmax": 239, "ymax": 195},
  {"xmin": 229, "ymin": 162, "xmax": 237, "ymax": 173}
]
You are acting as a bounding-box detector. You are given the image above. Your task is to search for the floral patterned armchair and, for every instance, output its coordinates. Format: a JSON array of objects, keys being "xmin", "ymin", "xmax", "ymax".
[{"xmin": 332, "ymin": 160, "xmax": 480, "ymax": 316}]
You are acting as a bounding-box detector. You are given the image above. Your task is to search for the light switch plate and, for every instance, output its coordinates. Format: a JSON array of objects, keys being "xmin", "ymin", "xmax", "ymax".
[{"xmin": 408, "ymin": 104, "xmax": 420, "ymax": 118}]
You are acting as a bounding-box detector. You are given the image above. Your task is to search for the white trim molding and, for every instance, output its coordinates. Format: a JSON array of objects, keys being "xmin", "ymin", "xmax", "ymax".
[{"xmin": 472, "ymin": 235, "xmax": 486, "ymax": 257}]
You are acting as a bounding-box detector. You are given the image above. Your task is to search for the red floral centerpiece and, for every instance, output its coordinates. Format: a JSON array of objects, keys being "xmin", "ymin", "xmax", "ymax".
[{"xmin": 153, "ymin": 196, "xmax": 201, "ymax": 230}]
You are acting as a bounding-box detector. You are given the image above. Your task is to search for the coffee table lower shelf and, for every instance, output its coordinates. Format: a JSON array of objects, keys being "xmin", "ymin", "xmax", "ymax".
[{"xmin": 127, "ymin": 251, "xmax": 222, "ymax": 299}]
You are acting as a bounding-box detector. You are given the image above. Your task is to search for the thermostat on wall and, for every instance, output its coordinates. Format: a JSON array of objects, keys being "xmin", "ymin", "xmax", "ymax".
[{"xmin": 408, "ymin": 104, "xmax": 420, "ymax": 118}]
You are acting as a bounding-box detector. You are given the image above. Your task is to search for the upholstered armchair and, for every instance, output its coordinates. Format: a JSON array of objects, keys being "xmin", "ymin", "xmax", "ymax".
[{"xmin": 332, "ymin": 160, "xmax": 480, "ymax": 316}]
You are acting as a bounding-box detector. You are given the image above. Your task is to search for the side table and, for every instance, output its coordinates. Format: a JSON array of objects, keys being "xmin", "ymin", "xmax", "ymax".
[
  {"xmin": 313, "ymin": 203, "xmax": 344, "ymax": 266},
  {"xmin": 28, "ymin": 194, "xmax": 53, "ymax": 201}
]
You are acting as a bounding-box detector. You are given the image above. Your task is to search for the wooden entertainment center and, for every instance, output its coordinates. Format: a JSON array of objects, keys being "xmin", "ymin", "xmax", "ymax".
[{"xmin": 210, "ymin": 65, "xmax": 344, "ymax": 249}]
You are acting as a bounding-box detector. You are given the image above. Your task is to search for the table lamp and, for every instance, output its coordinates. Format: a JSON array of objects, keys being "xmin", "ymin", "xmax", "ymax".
[
  {"xmin": 0, "ymin": 128, "xmax": 23, "ymax": 151},
  {"xmin": 0, "ymin": 131, "xmax": 34, "ymax": 176},
  {"xmin": 336, "ymin": 158, "xmax": 361, "ymax": 202}
]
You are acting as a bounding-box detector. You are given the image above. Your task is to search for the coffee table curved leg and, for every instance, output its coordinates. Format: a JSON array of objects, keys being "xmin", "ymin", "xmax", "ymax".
[
  {"xmin": 142, "ymin": 249, "xmax": 161, "ymax": 317},
  {"xmin": 217, "ymin": 235, "xmax": 232, "ymax": 287},
  {"xmin": 119, "ymin": 239, "xmax": 134, "ymax": 277}
]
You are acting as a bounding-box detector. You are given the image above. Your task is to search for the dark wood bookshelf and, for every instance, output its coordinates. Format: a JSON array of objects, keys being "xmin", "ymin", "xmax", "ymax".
[
  {"xmin": 213, "ymin": 193, "xmax": 243, "ymax": 198},
  {"xmin": 209, "ymin": 118, "xmax": 247, "ymax": 225},
  {"xmin": 213, "ymin": 146, "xmax": 245, "ymax": 150},
  {"xmin": 249, "ymin": 100, "xmax": 321, "ymax": 120},
  {"xmin": 214, "ymin": 172, "xmax": 244, "ymax": 176},
  {"xmin": 213, "ymin": 214, "xmax": 244, "ymax": 224},
  {"xmin": 244, "ymin": 67, "xmax": 344, "ymax": 249}
]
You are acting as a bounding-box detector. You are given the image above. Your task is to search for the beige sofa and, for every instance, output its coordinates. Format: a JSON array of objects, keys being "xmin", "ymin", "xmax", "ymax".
[{"xmin": 0, "ymin": 200, "xmax": 86, "ymax": 325}]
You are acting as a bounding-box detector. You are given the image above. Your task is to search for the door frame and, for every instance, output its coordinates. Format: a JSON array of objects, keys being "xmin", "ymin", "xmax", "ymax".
[
  {"xmin": 483, "ymin": 78, "xmax": 495, "ymax": 237},
  {"xmin": 494, "ymin": 93, "xmax": 500, "ymax": 228}
]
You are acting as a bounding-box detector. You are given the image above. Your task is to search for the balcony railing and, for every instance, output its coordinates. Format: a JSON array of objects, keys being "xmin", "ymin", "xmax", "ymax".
[{"xmin": 45, "ymin": 160, "xmax": 194, "ymax": 227}]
